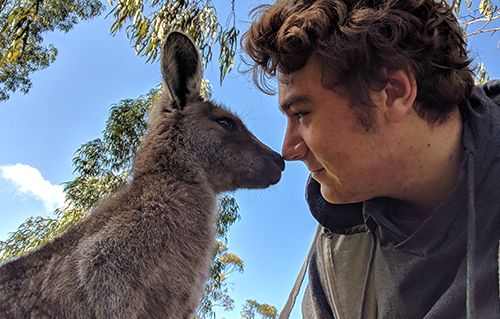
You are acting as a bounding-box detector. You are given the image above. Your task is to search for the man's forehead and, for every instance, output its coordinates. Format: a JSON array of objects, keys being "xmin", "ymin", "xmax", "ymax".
[
  {"xmin": 277, "ymin": 71, "xmax": 294, "ymax": 86},
  {"xmin": 277, "ymin": 71, "xmax": 293, "ymax": 106}
]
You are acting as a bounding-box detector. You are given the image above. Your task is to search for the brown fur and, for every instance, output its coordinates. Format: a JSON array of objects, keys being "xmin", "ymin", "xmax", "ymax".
[{"xmin": 0, "ymin": 32, "xmax": 284, "ymax": 319}]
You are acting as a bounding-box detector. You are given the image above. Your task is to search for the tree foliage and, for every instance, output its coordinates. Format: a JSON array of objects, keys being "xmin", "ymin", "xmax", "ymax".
[
  {"xmin": 107, "ymin": 0, "xmax": 239, "ymax": 82},
  {"xmin": 0, "ymin": 0, "xmax": 238, "ymax": 101},
  {"xmin": 0, "ymin": 0, "xmax": 104, "ymax": 100},
  {"xmin": 454, "ymin": 0, "xmax": 500, "ymax": 37},
  {"xmin": 197, "ymin": 196, "xmax": 244, "ymax": 317},
  {"xmin": 452, "ymin": 0, "xmax": 500, "ymax": 83},
  {"xmin": 241, "ymin": 299, "xmax": 278, "ymax": 319},
  {"xmin": 1, "ymin": 0, "xmax": 498, "ymax": 100}
]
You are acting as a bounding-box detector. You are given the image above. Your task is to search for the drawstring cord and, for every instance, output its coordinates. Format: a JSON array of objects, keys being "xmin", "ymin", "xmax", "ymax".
[
  {"xmin": 279, "ymin": 225, "xmax": 322, "ymax": 319},
  {"xmin": 466, "ymin": 151, "xmax": 476, "ymax": 319},
  {"xmin": 358, "ymin": 230, "xmax": 377, "ymax": 319}
]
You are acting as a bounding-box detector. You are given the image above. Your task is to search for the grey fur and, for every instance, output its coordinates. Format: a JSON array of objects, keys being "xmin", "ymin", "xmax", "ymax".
[{"xmin": 0, "ymin": 32, "xmax": 284, "ymax": 319}]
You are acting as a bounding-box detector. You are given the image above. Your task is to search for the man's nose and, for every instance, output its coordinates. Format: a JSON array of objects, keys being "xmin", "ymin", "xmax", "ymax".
[{"xmin": 282, "ymin": 124, "xmax": 307, "ymax": 161}]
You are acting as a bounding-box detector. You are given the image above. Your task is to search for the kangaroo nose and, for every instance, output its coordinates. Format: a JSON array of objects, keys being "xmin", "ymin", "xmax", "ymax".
[{"xmin": 273, "ymin": 152, "xmax": 285, "ymax": 172}]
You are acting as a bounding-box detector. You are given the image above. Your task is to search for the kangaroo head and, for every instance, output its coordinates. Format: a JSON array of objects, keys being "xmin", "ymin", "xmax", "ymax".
[{"xmin": 144, "ymin": 31, "xmax": 284, "ymax": 193}]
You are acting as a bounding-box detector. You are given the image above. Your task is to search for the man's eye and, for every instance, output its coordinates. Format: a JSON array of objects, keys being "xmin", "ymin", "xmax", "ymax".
[{"xmin": 294, "ymin": 111, "xmax": 310, "ymax": 119}]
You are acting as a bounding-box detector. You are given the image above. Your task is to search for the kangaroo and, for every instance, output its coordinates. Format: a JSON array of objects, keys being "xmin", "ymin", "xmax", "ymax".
[{"xmin": 0, "ymin": 31, "xmax": 285, "ymax": 319}]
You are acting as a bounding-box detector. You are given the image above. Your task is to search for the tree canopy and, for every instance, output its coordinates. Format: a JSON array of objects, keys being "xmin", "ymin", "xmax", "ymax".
[
  {"xmin": 0, "ymin": 0, "xmax": 104, "ymax": 100},
  {"xmin": 0, "ymin": 0, "xmax": 238, "ymax": 101},
  {"xmin": 241, "ymin": 299, "xmax": 279, "ymax": 319},
  {"xmin": 453, "ymin": 0, "xmax": 500, "ymax": 82},
  {"xmin": 1, "ymin": 0, "xmax": 498, "ymax": 101}
]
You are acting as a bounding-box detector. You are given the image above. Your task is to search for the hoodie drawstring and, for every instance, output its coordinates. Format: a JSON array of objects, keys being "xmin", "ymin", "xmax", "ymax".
[
  {"xmin": 466, "ymin": 151, "xmax": 476, "ymax": 319},
  {"xmin": 359, "ymin": 230, "xmax": 377, "ymax": 319},
  {"xmin": 279, "ymin": 225, "xmax": 322, "ymax": 319}
]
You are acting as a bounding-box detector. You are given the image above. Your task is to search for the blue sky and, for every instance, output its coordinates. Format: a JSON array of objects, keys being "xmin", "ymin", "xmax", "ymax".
[{"xmin": 0, "ymin": 1, "xmax": 499, "ymax": 318}]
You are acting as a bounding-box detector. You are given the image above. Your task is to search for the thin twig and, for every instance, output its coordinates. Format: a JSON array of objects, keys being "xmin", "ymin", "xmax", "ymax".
[{"xmin": 468, "ymin": 27, "xmax": 500, "ymax": 36}]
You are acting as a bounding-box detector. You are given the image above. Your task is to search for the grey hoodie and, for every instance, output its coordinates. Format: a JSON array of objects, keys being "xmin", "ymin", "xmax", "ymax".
[{"xmin": 302, "ymin": 80, "xmax": 500, "ymax": 319}]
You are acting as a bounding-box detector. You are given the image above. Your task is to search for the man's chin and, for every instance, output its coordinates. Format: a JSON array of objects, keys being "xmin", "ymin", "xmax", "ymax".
[{"xmin": 319, "ymin": 182, "xmax": 365, "ymax": 205}]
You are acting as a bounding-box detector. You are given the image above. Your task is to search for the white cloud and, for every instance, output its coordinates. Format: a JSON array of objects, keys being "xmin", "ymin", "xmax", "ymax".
[{"xmin": 0, "ymin": 164, "xmax": 65, "ymax": 212}]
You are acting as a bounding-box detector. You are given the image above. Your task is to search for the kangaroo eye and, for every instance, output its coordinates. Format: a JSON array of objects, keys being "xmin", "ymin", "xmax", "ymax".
[{"xmin": 216, "ymin": 117, "xmax": 237, "ymax": 131}]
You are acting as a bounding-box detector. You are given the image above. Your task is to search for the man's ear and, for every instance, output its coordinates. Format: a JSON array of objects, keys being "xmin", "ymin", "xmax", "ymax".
[{"xmin": 372, "ymin": 67, "xmax": 417, "ymax": 124}]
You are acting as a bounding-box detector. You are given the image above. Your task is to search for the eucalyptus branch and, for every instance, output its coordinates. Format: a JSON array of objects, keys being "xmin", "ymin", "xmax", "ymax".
[
  {"xmin": 467, "ymin": 26, "xmax": 500, "ymax": 36},
  {"xmin": 461, "ymin": 13, "xmax": 500, "ymax": 26}
]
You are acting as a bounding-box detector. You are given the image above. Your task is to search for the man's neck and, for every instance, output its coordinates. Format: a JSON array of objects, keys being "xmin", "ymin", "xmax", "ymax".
[{"xmin": 390, "ymin": 109, "xmax": 464, "ymax": 230}]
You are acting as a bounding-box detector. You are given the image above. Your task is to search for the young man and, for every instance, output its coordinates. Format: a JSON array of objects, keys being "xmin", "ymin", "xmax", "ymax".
[{"xmin": 243, "ymin": 0, "xmax": 500, "ymax": 318}]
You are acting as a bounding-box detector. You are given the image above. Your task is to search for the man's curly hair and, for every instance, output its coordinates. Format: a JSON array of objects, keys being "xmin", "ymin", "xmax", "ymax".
[{"xmin": 242, "ymin": 0, "xmax": 474, "ymax": 125}]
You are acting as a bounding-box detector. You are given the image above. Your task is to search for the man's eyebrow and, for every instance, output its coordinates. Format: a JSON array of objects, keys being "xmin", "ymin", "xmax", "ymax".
[{"xmin": 279, "ymin": 95, "xmax": 312, "ymax": 113}]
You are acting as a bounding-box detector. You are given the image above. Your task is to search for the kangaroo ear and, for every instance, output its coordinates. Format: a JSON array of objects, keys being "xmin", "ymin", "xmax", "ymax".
[{"xmin": 161, "ymin": 32, "xmax": 203, "ymax": 110}]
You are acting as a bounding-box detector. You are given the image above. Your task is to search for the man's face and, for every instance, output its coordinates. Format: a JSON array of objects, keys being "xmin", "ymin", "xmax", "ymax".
[{"xmin": 278, "ymin": 56, "xmax": 401, "ymax": 204}]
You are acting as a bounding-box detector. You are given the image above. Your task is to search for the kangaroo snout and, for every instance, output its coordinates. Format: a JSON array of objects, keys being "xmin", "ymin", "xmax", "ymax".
[
  {"xmin": 238, "ymin": 145, "xmax": 285, "ymax": 190},
  {"xmin": 269, "ymin": 151, "xmax": 285, "ymax": 185}
]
